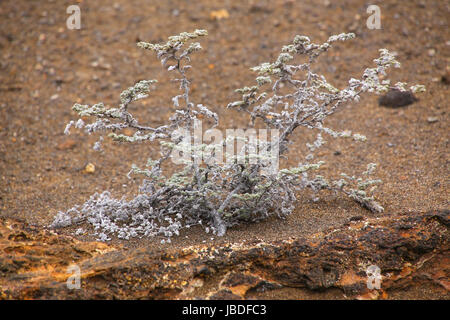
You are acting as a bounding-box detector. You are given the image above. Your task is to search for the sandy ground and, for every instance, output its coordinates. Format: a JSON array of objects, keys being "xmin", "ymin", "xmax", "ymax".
[{"xmin": 0, "ymin": 0, "xmax": 448, "ymax": 251}]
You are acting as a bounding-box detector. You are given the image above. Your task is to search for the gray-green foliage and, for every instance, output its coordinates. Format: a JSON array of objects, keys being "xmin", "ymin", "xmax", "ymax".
[{"xmin": 52, "ymin": 30, "xmax": 422, "ymax": 241}]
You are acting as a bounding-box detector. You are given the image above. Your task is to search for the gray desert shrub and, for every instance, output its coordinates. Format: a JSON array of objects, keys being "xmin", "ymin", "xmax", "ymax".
[{"xmin": 52, "ymin": 30, "xmax": 424, "ymax": 241}]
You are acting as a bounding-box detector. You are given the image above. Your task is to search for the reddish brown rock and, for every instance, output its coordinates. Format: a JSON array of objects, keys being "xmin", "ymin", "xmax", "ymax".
[{"xmin": 0, "ymin": 210, "xmax": 448, "ymax": 300}]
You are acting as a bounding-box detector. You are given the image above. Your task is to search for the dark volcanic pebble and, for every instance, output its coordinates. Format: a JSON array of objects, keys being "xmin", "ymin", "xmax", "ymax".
[{"xmin": 378, "ymin": 89, "xmax": 418, "ymax": 108}]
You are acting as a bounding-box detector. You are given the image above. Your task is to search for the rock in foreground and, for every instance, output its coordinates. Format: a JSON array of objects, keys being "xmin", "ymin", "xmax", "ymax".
[{"xmin": 0, "ymin": 210, "xmax": 448, "ymax": 300}]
